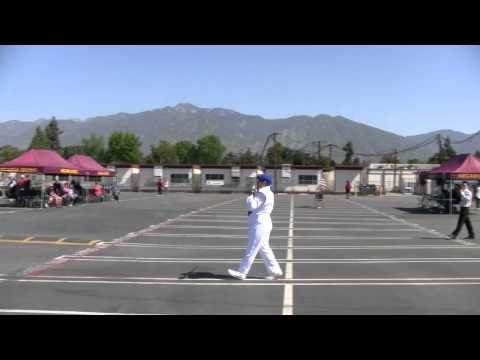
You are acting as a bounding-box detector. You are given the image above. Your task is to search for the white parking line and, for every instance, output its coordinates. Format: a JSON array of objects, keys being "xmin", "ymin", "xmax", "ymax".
[
  {"xmin": 349, "ymin": 199, "xmax": 471, "ymax": 243},
  {"xmin": 7, "ymin": 277, "xmax": 480, "ymax": 287},
  {"xmin": 141, "ymin": 233, "xmax": 437, "ymax": 240},
  {"xmin": 150, "ymin": 226, "xmax": 423, "ymax": 231},
  {"xmin": 283, "ymin": 195, "xmax": 295, "ymax": 315},
  {"xmin": 100, "ymin": 242, "xmax": 474, "ymax": 250},
  {"xmin": 27, "ymin": 274, "xmax": 480, "ymax": 282},
  {"xmin": 0, "ymin": 309, "xmax": 170, "ymax": 315},
  {"xmin": 171, "ymin": 218, "xmax": 406, "ymax": 226},
  {"xmin": 182, "ymin": 214, "xmax": 392, "ymax": 221},
  {"xmin": 22, "ymin": 197, "xmax": 243, "ymax": 277},
  {"xmin": 60, "ymin": 255, "xmax": 480, "ymax": 264}
]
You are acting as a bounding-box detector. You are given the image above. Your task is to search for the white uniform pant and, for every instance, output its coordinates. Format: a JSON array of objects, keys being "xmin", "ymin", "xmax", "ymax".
[{"xmin": 238, "ymin": 221, "xmax": 282, "ymax": 275}]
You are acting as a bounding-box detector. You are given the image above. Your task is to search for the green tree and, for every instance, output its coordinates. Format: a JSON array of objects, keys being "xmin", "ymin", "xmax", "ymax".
[
  {"xmin": 291, "ymin": 150, "xmax": 307, "ymax": 165},
  {"xmin": 0, "ymin": 145, "xmax": 23, "ymax": 162},
  {"xmin": 380, "ymin": 153, "xmax": 397, "ymax": 163},
  {"xmin": 79, "ymin": 134, "xmax": 107, "ymax": 162},
  {"xmin": 475, "ymin": 150, "xmax": 480, "ymax": 159},
  {"xmin": 44, "ymin": 117, "xmax": 63, "ymax": 151},
  {"xmin": 29, "ymin": 126, "xmax": 51, "ymax": 149},
  {"xmin": 342, "ymin": 141, "xmax": 354, "ymax": 165},
  {"xmin": 81, "ymin": 134, "xmax": 107, "ymax": 162},
  {"xmin": 222, "ymin": 152, "xmax": 239, "ymax": 165},
  {"xmin": 353, "ymin": 157, "xmax": 361, "ymax": 165},
  {"xmin": 60, "ymin": 145, "xmax": 84, "ymax": 159},
  {"xmin": 443, "ymin": 136, "xmax": 456, "ymax": 158},
  {"xmin": 239, "ymin": 148, "xmax": 258, "ymax": 165},
  {"xmin": 174, "ymin": 140, "xmax": 196, "ymax": 164},
  {"xmin": 105, "ymin": 131, "xmax": 143, "ymax": 163},
  {"xmin": 429, "ymin": 136, "xmax": 457, "ymax": 163},
  {"xmin": 266, "ymin": 142, "xmax": 283, "ymax": 165},
  {"xmin": 407, "ymin": 159, "xmax": 420, "ymax": 164},
  {"xmin": 145, "ymin": 141, "xmax": 178, "ymax": 164},
  {"xmin": 196, "ymin": 135, "xmax": 225, "ymax": 164}
]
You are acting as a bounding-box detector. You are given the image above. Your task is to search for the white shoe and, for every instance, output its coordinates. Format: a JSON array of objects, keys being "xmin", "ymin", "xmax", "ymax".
[
  {"xmin": 265, "ymin": 272, "xmax": 283, "ymax": 280},
  {"xmin": 228, "ymin": 269, "xmax": 246, "ymax": 280}
]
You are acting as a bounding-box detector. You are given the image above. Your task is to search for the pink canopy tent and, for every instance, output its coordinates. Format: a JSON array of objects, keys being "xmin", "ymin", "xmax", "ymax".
[
  {"xmin": 0, "ymin": 149, "xmax": 80, "ymax": 175},
  {"xmin": 0, "ymin": 149, "xmax": 82, "ymax": 208},
  {"xmin": 67, "ymin": 155, "xmax": 116, "ymax": 177},
  {"xmin": 426, "ymin": 153, "xmax": 480, "ymax": 214},
  {"xmin": 429, "ymin": 153, "xmax": 480, "ymax": 180}
]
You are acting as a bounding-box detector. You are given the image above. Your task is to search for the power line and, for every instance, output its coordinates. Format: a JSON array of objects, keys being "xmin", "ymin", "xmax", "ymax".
[
  {"xmin": 450, "ymin": 130, "xmax": 480, "ymax": 144},
  {"xmin": 276, "ymin": 130, "xmax": 480, "ymax": 161}
]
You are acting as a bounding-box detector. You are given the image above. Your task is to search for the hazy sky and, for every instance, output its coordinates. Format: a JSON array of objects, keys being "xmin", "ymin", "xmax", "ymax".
[{"xmin": 1, "ymin": 45, "xmax": 479, "ymax": 136}]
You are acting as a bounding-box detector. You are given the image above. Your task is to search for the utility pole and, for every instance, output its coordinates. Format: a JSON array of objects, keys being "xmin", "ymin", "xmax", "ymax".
[
  {"xmin": 436, "ymin": 134, "xmax": 443, "ymax": 154},
  {"xmin": 393, "ymin": 148, "xmax": 398, "ymax": 192},
  {"xmin": 272, "ymin": 132, "xmax": 279, "ymax": 193},
  {"xmin": 317, "ymin": 141, "xmax": 322, "ymax": 165},
  {"xmin": 327, "ymin": 144, "xmax": 334, "ymax": 168},
  {"xmin": 436, "ymin": 133, "xmax": 443, "ymax": 163}
]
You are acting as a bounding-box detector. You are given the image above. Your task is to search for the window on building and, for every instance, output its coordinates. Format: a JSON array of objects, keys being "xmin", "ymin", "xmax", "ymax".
[
  {"xmin": 171, "ymin": 173, "xmax": 190, "ymax": 184},
  {"xmin": 205, "ymin": 174, "xmax": 225, "ymax": 181},
  {"xmin": 299, "ymin": 175, "xmax": 318, "ymax": 185}
]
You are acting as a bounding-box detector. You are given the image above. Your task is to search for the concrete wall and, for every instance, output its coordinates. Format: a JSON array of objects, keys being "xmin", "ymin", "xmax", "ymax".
[
  {"xmin": 366, "ymin": 163, "xmax": 438, "ymax": 193},
  {"xmin": 106, "ymin": 165, "xmax": 364, "ymax": 193},
  {"xmin": 334, "ymin": 169, "xmax": 361, "ymax": 193}
]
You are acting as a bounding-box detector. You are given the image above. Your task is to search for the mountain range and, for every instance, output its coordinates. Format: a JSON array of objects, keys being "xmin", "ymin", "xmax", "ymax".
[{"xmin": 1, "ymin": 103, "xmax": 479, "ymax": 162}]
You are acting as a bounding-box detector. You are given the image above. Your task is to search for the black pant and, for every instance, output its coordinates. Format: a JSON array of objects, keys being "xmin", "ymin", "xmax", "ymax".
[{"xmin": 452, "ymin": 207, "xmax": 475, "ymax": 237}]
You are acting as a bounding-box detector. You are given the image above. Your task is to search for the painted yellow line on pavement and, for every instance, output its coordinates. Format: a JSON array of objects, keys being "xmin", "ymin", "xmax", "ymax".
[
  {"xmin": 0, "ymin": 239, "xmax": 97, "ymax": 246},
  {"xmin": 23, "ymin": 236, "xmax": 34, "ymax": 242},
  {"xmin": 88, "ymin": 240, "xmax": 100, "ymax": 246},
  {"xmin": 56, "ymin": 238, "xmax": 66, "ymax": 244}
]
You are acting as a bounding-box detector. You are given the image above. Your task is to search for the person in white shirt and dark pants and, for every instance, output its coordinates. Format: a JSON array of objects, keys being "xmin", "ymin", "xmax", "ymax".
[
  {"xmin": 449, "ymin": 182, "xmax": 475, "ymax": 240},
  {"xmin": 476, "ymin": 184, "xmax": 480, "ymax": 209},
  {"xmin": 228, "ymin": 174, "xmax": 283, "ymax": 280}
]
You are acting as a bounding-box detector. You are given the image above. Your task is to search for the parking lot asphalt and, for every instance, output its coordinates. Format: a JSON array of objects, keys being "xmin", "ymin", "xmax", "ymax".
[{"xmin": 1, "ymin": 192, "xmax": 480, "ymax": 314}]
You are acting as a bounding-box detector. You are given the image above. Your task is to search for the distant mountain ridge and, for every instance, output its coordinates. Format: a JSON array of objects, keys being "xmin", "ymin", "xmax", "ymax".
[{"xmin": 1, "ymin": 103, "xmax": 479, "ymax": 162}]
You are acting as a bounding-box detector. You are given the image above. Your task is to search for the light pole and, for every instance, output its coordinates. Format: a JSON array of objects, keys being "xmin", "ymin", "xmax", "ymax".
[
  {"xmin": 272, "ymin": 132, "xmax": 279, "ymax": 193},
  {"xmin": 393, "ymin": 149, "xmax": 398, "ymax": 192}
]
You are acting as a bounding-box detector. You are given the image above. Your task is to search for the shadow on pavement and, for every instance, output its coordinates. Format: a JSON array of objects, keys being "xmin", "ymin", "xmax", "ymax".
[
  {"xmin": 178, "ymin": 271, "xmax": 264, "ymax": 280},
  {"xmin": 394, "ymin": 207, "xmax": 449, "ymax": 215},
  {"xmin": 418, "ymin": 237, "xmax": 450, "ymax": 240}
]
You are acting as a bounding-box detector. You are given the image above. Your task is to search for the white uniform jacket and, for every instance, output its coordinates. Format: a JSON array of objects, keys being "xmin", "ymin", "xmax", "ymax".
[
  {"xmin": 460, "ymin": 189, "xmax": 473, "ymax": 208},
  {"xmin": 246, "ymin": 186, "xmax": 274, "ymax": 226}
]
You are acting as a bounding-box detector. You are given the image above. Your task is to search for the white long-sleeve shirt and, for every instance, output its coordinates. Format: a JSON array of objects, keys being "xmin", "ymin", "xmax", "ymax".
[
  {"xmin": 245, "ymin": 186, "xmax": 274, "ymax": 224},
  {"xmin": 460, "ymin": 189, "xmax": 472, "ymax": 208}
]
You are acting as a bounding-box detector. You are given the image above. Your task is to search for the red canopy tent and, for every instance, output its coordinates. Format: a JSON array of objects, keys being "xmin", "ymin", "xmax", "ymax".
[
  {"xmin": 425, "ymin": 153, "xmax": 480, "ymax": 214},
  {"xmin": 0, "ymin": 149, "xmax": 82, "ymax": 208},
  {"xmin": 429, "ymin": 153, "xmax": 480, "ymax": 180},
  {"xmin": 67, "ymin": 155, "xmax": 116, "ymax": 177},
  {"xmin": 0, "ymin": 149, "xmax": 80, "ymax": 175}
]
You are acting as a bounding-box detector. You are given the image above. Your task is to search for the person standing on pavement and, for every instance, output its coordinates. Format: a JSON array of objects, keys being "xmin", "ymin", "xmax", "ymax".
[
  {"xmin": 476, "ymin": 183, "xmax": 480, "ymax": 209},
  {"xmin": 345, "ymin": 180, "xmax": 352, "ymax": 199},
  {"xmin": 449, "ymin": 181, "xmax": 475, "ymax": 240},
  {"xmin": 6, "ymin": 176, "xmax": 16, "ymax": 198},
  {"xmin": 228, "ymin": 174, "xmax": 283, "ymax": 280},
  {"xmin": 164, "ymin": 179, "xmax": 169, "ymax": 195},
  {"xmin": 111, "ymin": 182, "xmax": 120, "ymax": 202},
  {"xmin": 157, "ymin": 176, "xmax": 164, "ymax": 195}
]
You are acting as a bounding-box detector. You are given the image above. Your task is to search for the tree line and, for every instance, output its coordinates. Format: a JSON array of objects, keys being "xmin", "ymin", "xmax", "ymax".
[{"xmin": 1, "ymin": 118, "xmax": 479, "ymax": 166}]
